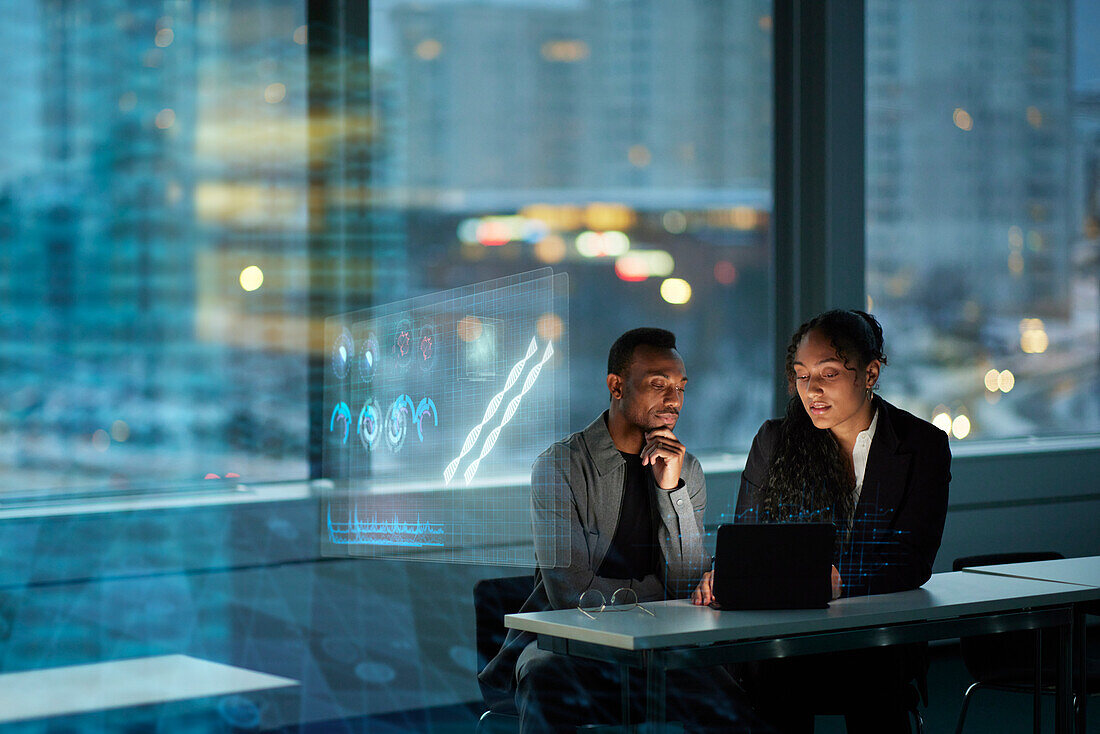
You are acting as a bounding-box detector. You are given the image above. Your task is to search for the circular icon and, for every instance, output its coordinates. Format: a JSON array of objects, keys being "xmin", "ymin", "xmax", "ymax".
[
  {"xmin": 417, "ymin": 324, "xmax": 438, "ymax": 372},
  {"xmin": 331, "ymin": 328, "xmax": 354, "ymax": 379},
  {"xmin": 358, "ymin": 332, "xmax": 380, "ymax": 384},
  {"xmin": 358, "ymin": 399, "xmax": 380, "ymax": 451},
  {"xmin": 329, "ymin": 402, "xmax": 351, "ymax": 445},
  {"xmin": 391, "ymin": 318, "xmax": 414, "ymax": 372},
  {"xmin": 385, "ymin": 395, "xmax": 414, "ymax": 453},
  {"xmin": 415, "ymin": 397, "xmax": 438, "ymax": 441}
]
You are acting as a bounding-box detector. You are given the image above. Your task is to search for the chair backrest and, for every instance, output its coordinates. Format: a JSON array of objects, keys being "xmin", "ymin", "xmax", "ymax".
[
  {"xmin": 952, "ymin": 551, "xmax": 1064, "ymax": 572},
  {"xmin": 953, "ymin": 551, "xmax": 1065, "ymax": 684},
  {"xmin": 473, "ymin": 575, "xmax": 535, "ymax": 702}
]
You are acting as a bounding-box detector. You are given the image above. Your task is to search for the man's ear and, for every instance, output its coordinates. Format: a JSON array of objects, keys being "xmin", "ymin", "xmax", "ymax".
[{"xmin": 607, "ymin": 373, "xmax": 623, "ymax": 401}]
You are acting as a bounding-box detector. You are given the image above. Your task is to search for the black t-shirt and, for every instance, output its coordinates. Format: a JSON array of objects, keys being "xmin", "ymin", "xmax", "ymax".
[{"xmin": 597, "ymin": 451, "xmax": 659, "ymax": 581}]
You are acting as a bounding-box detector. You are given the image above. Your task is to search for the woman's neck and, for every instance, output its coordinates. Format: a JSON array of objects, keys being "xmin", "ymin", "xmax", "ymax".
[{"xmin": 830, "ymin": 399, "xmax": 875, "ymax": 458}]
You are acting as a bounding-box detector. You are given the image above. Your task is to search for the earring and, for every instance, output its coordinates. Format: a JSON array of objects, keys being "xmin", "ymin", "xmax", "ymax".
[{"xmin": 866, "ymin": 387, "xmax": 874, "ymax": 401}]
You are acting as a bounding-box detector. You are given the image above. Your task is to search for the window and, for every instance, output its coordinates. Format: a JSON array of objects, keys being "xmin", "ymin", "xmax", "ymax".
[
  {"xmin": 0, "ymin": 3, "xmax": 311, "ymax": 493},
  {"xmin": 370, "ymin": 0, "xmax": 775, "ymax": 452},
  {"xmin": 865, "ymin": 0, "xmax": 1100, "ymax": 441},
  {"xmin": 0, "ymin": 2, "xmax": 1096, "ymax": 732},
  {"xmin": 0, "ymin": 1, "xmax": 776, "ymax": 497}
]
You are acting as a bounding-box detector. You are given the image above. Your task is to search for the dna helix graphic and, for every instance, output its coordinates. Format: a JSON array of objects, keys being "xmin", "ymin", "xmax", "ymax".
[
  {"xmin": 458, "ymin": 338, "xmax": 555, "ymax": 486},
  {"xmin": 443, "ymin": 336, "xmax": 541, "ymax": 484}
]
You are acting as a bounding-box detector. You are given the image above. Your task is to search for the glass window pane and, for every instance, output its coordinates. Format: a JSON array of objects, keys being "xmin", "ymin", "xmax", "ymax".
[
  {"xmin": 0, "ymin": 1, "xmax": 310, "ymax": 492},
  {"xmin": 370, "ymin": 0, "xmax": 775, "ymax": 453},
  {"xmin": 0, "ymin": 0, "xmax": 773, "ymax": 496},
  {"xmin": 866, "ymin": 0, "xmax": 1100, "ymax": 441}
]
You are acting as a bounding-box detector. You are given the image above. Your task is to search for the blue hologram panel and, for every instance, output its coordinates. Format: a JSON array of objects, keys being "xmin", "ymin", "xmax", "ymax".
[{"xmin": 321, "ymin": 269, "xmax": 568, "ymax": 566}]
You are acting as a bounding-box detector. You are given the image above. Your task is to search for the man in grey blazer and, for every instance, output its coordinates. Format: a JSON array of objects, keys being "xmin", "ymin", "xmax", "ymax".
[{"xmin": 479, "ymin": 328, "xmax": 752, "ymax": 733}]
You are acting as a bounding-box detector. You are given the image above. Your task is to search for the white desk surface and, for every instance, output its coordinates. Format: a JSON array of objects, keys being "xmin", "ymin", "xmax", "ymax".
[
  {"xmin": 505, "ymin": 571, "xmax": 1100, "ymax": 652},
  {"xmin": 0, "ymin": 654, "xmax": 298, "ymax": 724},
  {"xmin": 962, "ymin": 555, "xmax": 1100, "ymax": 589}
]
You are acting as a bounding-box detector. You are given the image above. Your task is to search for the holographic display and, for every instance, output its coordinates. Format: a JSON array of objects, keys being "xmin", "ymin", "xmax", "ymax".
[{"xmin": 321, "ymin": 269, "xmax": 568, "ymax": 566}]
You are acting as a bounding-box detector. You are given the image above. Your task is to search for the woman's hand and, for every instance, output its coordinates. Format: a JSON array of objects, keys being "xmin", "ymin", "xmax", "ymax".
[
  {"xmin": 831, "ymin": 565, "xmax": 843, "ymax": 600},
  {"xmin": 692, "ymin": 570, "xmax": 714, "ymax": 605}
]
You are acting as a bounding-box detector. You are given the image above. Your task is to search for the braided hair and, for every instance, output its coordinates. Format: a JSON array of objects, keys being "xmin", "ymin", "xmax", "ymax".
[{"xmin": 761, "ymin": 310, "xmax": 888, "ymax": 529}]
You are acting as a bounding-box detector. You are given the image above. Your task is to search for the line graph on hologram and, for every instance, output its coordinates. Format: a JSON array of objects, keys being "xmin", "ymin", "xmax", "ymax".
[{"xmin": 321, "ymin": 269, "xmax": 568, "ymax": 565}]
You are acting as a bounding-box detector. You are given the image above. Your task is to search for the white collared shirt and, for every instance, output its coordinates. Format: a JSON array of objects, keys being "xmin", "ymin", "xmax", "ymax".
[{"xmin": 852, "ymin": 409, "xmax": 879, "ymax": 505}]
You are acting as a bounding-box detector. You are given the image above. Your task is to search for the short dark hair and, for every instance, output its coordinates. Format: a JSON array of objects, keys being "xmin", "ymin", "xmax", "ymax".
[{"xmin": 607, "ymin": 327, "xmax": 677, "ymax": 376}]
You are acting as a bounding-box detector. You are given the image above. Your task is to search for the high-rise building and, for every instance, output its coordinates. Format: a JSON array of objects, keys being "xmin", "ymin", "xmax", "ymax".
[
  {"xmin": 866, "ymin": 0, "xmax": 1072, "ymax": 314},
  {"xmin": 0, "ymin": 0, "xmax": 312, "ymax": 490},
  {"xmin": 388, "ymin": 0, "xmax": 772, "ymax": 203}
]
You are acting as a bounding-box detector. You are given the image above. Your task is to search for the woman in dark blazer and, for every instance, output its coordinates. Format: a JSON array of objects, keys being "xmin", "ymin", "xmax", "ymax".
[{"xmin": 695, "ymin": 309, "xmax": 951, "ymax": 733}]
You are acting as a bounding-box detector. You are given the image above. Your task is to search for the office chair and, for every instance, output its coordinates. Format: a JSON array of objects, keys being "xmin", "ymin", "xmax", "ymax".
[
  {"xmin": 473, "ymin": 576, "xmax": 634, "ymax": 734},
  {"xmin": 903, "ymin": 679, "xmax": 926, "ymax": 734},
  {"xmin": 952, "ymin": 551, "xmax": 1099, "ymax": 734},
  {"xmin": 474, "ymin": 575, "xmax": 534, "ymax": 734}
]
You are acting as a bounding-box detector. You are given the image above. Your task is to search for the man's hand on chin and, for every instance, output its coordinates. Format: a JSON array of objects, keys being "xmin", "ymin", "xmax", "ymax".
[{"xmin": 641, "ymin": 426, "xmax": 686, "ymax": 490}]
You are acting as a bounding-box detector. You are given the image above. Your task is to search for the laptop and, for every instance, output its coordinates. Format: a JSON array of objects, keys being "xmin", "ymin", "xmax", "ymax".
[{"xmin": 711, "ymin": 523, "xmax": 836, "ymax": 610}]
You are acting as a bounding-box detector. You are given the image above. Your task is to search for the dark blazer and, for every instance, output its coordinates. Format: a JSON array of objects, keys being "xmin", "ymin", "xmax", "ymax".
[{"xmin": 735, "ymin": 396, "xmax": 951, "ymax": 597}]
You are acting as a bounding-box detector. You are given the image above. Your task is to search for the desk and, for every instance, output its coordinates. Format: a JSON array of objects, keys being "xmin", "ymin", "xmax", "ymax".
[
  {"xmin": 962, "ymin": 556, "xmax": 1100, "ymax": 733},
  {"xmin": 506, "ymin": 572, "xmax": 1096, "ymax": 732},
  {"xmin": 962, "ymin": 555, "xmax": 1100, "ymax": 589},
  {"xmin": 0, "ymin": 655, "xmax": 298, "ymax": 724}
]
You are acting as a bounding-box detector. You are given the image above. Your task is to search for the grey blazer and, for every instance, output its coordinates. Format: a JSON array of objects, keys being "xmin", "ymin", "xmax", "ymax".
[{"xmin": 478, "ymin": 412, "xmax": 710, "ymax": 702}]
